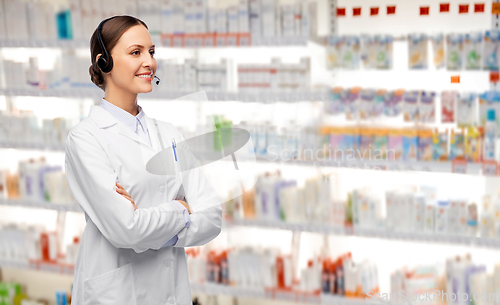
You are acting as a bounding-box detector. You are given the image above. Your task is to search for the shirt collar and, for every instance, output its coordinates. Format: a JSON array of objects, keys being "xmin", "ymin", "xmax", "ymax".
[{"xmin": 99, "ymin": 98, "xmax": 148, "ymax": 133}]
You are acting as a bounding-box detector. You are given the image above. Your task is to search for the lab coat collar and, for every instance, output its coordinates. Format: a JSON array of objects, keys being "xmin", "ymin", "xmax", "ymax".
[{"xmin": 88, "ymin": 105, "xmax": 160, "ymax": 153}]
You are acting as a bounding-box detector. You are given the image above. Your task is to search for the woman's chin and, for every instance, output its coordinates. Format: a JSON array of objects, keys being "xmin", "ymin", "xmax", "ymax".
[{"xmin": 137, "ymin": 85, "xmax": 153, "ymax": 94}]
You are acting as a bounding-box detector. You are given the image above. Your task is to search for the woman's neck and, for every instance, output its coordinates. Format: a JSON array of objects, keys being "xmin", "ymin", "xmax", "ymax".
[{"xmin": 104, "ymin": 86, "xmax": 139, "ymax": 116}]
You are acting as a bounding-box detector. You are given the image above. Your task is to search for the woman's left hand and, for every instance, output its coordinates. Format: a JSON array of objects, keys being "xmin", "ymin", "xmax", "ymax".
[{"xmin": 116, "ymin": 183, "xmax": 138, "ymax": 210}]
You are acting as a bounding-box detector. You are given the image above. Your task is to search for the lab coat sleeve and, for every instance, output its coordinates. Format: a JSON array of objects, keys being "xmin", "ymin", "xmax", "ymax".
[
  {"xmin": 64, "ymin": 128, "xmax": 187, "ymax": 253},
  {"xmin": 173, "ymin": 134, "xmax": 222, "ymax": 248}
]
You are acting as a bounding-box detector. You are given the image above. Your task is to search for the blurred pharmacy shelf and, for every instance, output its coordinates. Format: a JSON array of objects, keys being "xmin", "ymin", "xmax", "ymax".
[
  {"xmin": 0, "ymin": 143, "xmax": 490, "ymax": 175},
  {"xmin": 255, "ymin": 157, "xmax": 485, "ymax": 175},
  {"xmin": 0, "ymin": 260, "xmax": 375, "ymax": 305},
  {"xmin": 191, "ymin": 282, "xmax": 376, "ymax": 305},
  {"xmin": 0, "ymin": 88, "xmax": 329, "ymax": 103},
  {"xmin": 226, "ymin": 219, "xmax": 500, "ymax": 249},
  {"xmin": 0, "ymin": 141, "xmax": 65, "ymax": 152},
  {"xmin": 0, "ymin": 37, "xmax": 309, "ymax": 49},
  {"xmin": 0, "ymin": 259, "xmax": 74, "ymax": 275},
  {"xmin": 3, "ymin": 198, "xmax": 499, "ymax": 249},
  {"xmin": 0, "ymin": 198, "xmax": 81, "ymax": 213}
]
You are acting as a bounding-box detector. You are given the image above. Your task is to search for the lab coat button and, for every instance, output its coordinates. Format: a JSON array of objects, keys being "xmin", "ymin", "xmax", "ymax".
[
  {"xmin": 158, "ymin": 185, "xmax": 165, "ymax": 192},
  {"xmin": 167, "ymin": 296, "xmax": 174, "ymax": 304},
  {"xmin": 164, "ymin": 260, "xmax": 171, "ymax": 268}
]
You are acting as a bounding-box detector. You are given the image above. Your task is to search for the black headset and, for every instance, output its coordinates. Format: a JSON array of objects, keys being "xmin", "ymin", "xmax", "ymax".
[
  {"xmin": 96, "ymin": 16, "xmax": 161, "ymax": 85},
  {"xmin": 96, "ymin": 16, "xmax": 116, "ymax": 73}
]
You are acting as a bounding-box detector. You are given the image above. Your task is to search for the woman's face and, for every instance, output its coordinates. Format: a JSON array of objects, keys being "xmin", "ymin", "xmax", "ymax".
[{"xmin": 105, "ymin": 24, "xmax": 157, "ymax": 94}]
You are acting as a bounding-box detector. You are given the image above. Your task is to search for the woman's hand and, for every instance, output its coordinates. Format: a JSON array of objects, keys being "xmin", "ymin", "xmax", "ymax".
[
  {"xmin": 176, "ymin": 199, "xmax": 192, "ymax": 215},
  {"xmin": 116, "ymin": 183, "xmax": 138, "ymax": 211}
]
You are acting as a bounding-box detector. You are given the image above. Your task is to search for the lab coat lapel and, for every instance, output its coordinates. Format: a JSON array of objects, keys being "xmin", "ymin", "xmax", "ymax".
[
  {"xmin": 88, "ymin": 105, "xmax": 156, "ymax": 152},
  {"xmin": 145, "ymin": 116, "xmax": 161, "ymax": 153}
]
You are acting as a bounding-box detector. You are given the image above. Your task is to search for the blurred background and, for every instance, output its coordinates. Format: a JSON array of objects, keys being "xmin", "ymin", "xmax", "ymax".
[{"xmin": 2, "ymin": 0, "xmax": 500, "ymax": 304}]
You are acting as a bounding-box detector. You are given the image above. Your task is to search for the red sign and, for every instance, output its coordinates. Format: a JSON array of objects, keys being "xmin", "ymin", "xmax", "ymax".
[
  {"xmin": 490, "ymin": 71, "xmax": 500, "ymax": 83},
  {"xmin": 451, "ymin": 75, "xmax": 460, "ymax": 83},
  {"xmin": 474, "ymin": 3, "xmax": 485, "ymax": 12},
  {"xmin": 459, "ymin": 4, "xmax": 469, "ymax": 13},
  {"xmin": 420, "ymin": 6, "xmax": 430, "ymax": 15},
  {"xmin": 387, "ymin": 6, "xmax": 396, "ymax": 14},
  {"xmin": 353, "ymin": 7, "xmax": 362, "ymax": 16},
  {"xmin": 370, "ymin": 7, "xmax": 379, "ymax": 15},
  {"xmin": 440, "ymin": 3, "xmax": 450, "ymax": 12},
  {"xmin": 337, "ymin": 8, "xmax": 346, "ymax": 16}
]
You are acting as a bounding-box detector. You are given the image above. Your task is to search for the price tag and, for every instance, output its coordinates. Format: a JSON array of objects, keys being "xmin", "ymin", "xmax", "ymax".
[
  {"xmin": 452, "ymin": 159, "xmax": 467, "ymax": 174},
  {"xmin": 482, "ymin": 160, "xmax": 498, "ymax": 176}
]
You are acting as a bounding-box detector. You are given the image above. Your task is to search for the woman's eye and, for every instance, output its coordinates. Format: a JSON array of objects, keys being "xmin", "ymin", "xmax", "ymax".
[
  {"xmin": 150, "ymin": 50, "xmax": 155, "ymax": 56},
  {"xmin": 132, "ymin": 50, "xmax": 139, "ymax": 55}
]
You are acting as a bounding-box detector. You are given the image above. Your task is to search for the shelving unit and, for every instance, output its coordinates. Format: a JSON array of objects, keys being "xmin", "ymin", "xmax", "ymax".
[
  {"xmin": 2, "ymin": 1, "xmax": 500, "ymax": 304},
  {"xmin": 0, "ymin": 88, "xmax": 330, "ymax": 102},
  {"xmin": 3, "ymin": 198, "xmax": 500, "ymax": 249},
  {"xmin": 0, "ymin": 37, "xmax": 309, "ymax": 49},
  {"xmin": 0, "ymin": 259, "xmax": 376, "ymax": 305}
]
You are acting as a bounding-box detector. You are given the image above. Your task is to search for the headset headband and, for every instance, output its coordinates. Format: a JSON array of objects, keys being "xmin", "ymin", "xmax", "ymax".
[{"xmin": 96, "ymin": 16, "xmax": 118, "ymax": 73}]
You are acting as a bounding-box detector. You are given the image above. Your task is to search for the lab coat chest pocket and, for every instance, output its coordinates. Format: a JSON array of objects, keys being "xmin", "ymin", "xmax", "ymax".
[{"xmin": 83, "ymin": 263, "xmax": 137, "ymax": 305}]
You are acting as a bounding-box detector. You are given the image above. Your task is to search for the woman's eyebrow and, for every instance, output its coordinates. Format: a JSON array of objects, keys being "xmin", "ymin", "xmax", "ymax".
[{"xmin": 127, "ymin": 44, "xmax": 155, "ymax": 49}]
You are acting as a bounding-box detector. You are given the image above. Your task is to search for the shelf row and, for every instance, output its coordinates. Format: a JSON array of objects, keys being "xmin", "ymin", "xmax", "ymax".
[
  {"xmin": 0, "ymin": 140, "xmax": 490, "ymax": 175},
  {"xmin": 190, "ymin": 283, "xmax": 375, "ymax": 305},
  {"xmin": 0, "ymin": 88, "xmax": 329, "ymax": 102},
  {"xmin": 0, "ymin": 258, "xmax": 374, "ymax": 305},
  {"xmin": 3, "ymin": 198, "xmax": 500, "ymax": 249},
  {"xmin": 0, "ymin": 37, "xmax": 310, "ymax": 49}
]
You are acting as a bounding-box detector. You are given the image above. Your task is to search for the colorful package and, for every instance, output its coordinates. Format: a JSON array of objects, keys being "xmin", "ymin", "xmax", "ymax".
[
  {"xmin": 384, "ymin": 89, "xmax": 405, "ymax": 117},
  {"xmin": 408, "ymin": 34, "xmax": 428, "ymax": 69},
  {"xmin": 373, "ymin": 129, "xmax": 389, "ymax": 160},
  {"xmin": 347, "ymin": 127, "xmax": 360, "ymax": 151},
  {"xmin": 465, "ymin": 126, "xmax": 482, "ymax": 162},
  {"xmin": 359, "ymin": 89, "xmax": 375, "ymax": 119},
  {"xmin": 457, "ymin": 93, "xmax": 477, "ymax": 127},
  {"xmin": 418, "ymin": 129, "xmax": 434, "ymax": 161},
  {"xmin": 319, "ymin": 127, "xmax": 332, "ymax": 158},
  {"xmin": 419, "ymin": 91, "xmax": 436, "ymax": 123},
  {"xmin": 430, "ymin": 33, "xmax": 445, "ymax": 69},
  {"xmin": 441, "ymin": 91, "xmax": 457, "ymax": 123},
  {"xmin": 483, "ymin": 30, "xmax": 500, "ymax": 71},
  {"xmin": 450, "ymin": 129, "xmax": 465, "ymax": 160},
  {"xmin": 388, "ymin": 129, "xmax": 402, "ymax": 161},
  {"xmin": 464, "ymin": 32, "xmax": 482, "ymax": 70},
  {"xmin": 373, "ymin": 89, "xmax": 386, "ymax": 118},
  {"xmin": 432, "ymin": 129, "xmax": 449, "ymax": 161},
  {"xmin": 325, "ymin": 87, "xmax": 343, "ymax": 115},
  {"xmin": 326, "ymin": 36, "xmax": 342, "ymax": 69},
  {"xmin": 343, "ymin": 87, "xmax": 361, "ymax": 120},
  {"xmin": 479, "ymin": 91, "xmax": 500, "ymax": 128},
  {"xmin": 402, "ymin": 129, "xmax": 418, "ymax": 161},
  {"xmin": 359, "ymin": 128, "xmax": 374, "ymax": 160},
  {"xmin": 374, "ymin": 35, "xmax": 393, "ymax": 69},
  {"xmin": 341, "ymin": 36, "xmax": 361, "ymax": 69},
  {"xmin": 403, "ymin": 91, "xmax": 420, "ymax": 122},
  {"xmin": 361, "ymin": 35, "xmax": 375, "ymax": 69},
  {"xmin": 446, "ymin": 34, "xmax": 464, "ymax": 70}
]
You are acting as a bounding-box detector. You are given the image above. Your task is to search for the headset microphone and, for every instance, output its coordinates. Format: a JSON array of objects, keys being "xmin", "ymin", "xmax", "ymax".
[{"xmin": 154, "ymin": 75, "xmax": 161, "ymax": 85}]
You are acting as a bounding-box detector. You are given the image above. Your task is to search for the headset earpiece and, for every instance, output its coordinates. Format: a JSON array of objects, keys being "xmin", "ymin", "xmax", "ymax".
[{"xmin": 97, "ymin": 55, "xmax": 113, "ymax": 73}]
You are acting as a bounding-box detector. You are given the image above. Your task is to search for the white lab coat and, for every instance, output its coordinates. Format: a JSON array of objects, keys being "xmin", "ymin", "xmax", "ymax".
[{"xmin": 64, "ymin": 104, "xmax": 222, "ymax": 305}]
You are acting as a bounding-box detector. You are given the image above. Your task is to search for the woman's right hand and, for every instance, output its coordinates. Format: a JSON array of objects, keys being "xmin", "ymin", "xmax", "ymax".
[{"xmin": 176, "ymin": 199, "xmax": 191, "ymax": 214}]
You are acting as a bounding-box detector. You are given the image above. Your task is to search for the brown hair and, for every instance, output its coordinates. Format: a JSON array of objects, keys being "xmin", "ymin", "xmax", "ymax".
[{"xmin": 89, "ymin": 15, "xmax": 148, "ymax": 91}]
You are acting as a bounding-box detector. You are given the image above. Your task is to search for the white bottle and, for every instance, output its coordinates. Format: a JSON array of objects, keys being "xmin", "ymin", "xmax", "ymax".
[{"xmin": 483, "ymin": 109, "xmax": 496, "ymax": 161}]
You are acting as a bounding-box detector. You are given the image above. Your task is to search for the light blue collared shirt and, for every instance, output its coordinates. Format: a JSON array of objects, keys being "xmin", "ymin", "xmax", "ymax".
[{"xmin": 99, "ymin": 98, "xmax": 190, "ymax": 247}]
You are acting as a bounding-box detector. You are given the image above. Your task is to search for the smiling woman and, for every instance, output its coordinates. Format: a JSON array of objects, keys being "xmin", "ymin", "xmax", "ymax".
[
  {"xmin": 89, "ymin": 15, "xmax": 157, "ymax": 115},
  {"xmin": 65, "ymin": 14, "xmax": 223, "ymax": 305}
]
